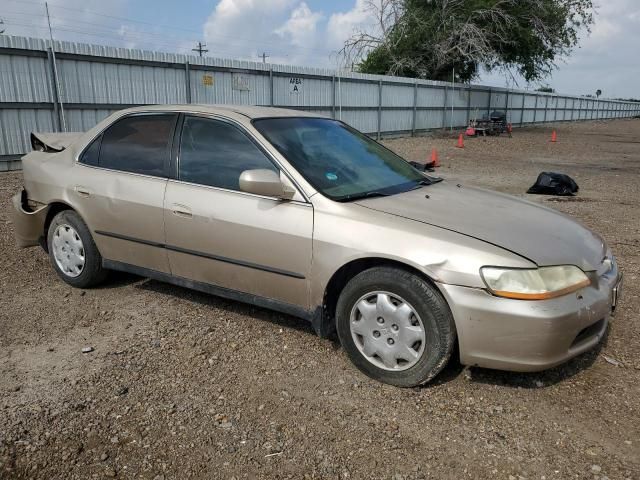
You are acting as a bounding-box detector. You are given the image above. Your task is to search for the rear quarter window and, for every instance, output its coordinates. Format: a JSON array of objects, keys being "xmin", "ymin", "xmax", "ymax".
[{"xmin": 79, "ymin": 134, "xmax": 102, "ymax": 166}]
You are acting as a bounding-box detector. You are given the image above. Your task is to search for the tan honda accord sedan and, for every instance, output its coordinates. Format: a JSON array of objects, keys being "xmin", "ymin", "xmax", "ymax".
[{"xmin": 12, "ymin": 105, "xmax": 622, "ymax": 387}]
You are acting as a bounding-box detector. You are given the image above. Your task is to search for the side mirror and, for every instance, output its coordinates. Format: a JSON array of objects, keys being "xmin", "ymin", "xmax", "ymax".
[{"xmin": 239, "ymin": 169, "xmax": 296, "ymax": 200}]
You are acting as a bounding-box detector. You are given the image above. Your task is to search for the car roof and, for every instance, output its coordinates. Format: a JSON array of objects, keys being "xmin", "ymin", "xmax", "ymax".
[{"xmin": 117, "ymin": 104, "xmax": 325, "ymax": 120}]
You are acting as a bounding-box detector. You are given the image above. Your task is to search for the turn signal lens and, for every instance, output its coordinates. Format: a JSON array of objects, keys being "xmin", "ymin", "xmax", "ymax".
[{"xmin": 480, "ymin": 266, "xmax": 590, "ymax": 300}]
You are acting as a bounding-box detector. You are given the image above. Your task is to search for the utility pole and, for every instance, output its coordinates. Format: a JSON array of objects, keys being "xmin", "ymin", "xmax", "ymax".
[
  {"xmin": 0, "ymin": 18, "xmax": 5, "ymax": 34},
  {"xmin": 259, "ymin": 52, "xmax": 269, "ymax": 64},
  {"xmin": 192, "ymin": 42, "xmax": 208, "ymax": 57},
  {"xmin": 45, "ymin": 2, "xmax": 66, "ymax": 132}
]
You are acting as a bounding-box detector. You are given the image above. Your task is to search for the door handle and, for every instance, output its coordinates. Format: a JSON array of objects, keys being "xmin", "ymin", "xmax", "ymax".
[
  {"xmin": 171, "ymin": 204, "xmax": 192, "ymax": 218},
  {"xmin": 74, "ymin": 185, "xmax": 91, "ymax": 197}
]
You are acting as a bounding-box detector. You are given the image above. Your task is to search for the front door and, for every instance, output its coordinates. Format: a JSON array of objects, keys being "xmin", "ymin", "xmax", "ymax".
[{"xmin": 163, "ymin": 115, "xmax": 313, "ymax": 308}]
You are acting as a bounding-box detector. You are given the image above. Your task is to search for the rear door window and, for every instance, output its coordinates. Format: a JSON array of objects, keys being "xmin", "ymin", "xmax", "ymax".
[
  {"xmin": 178, "ymin": 116, "xmax": 277, "ymax": 191},
  {"xmin": 98, "ymin": 114, "xmax": 177, "ymax": 177}
]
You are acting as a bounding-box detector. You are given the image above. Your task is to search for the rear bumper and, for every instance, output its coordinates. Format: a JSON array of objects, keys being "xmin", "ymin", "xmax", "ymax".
[
  {"xmin": 439, "ymin": 266, "xmax": 621, "ymax": 372},
  {"xmin": 11, "ymin": 190, "xmax": 49, "ymax": 248}
]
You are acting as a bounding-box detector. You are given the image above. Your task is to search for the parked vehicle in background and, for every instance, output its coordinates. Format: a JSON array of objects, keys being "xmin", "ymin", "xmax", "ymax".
[{"xmin": 11, "ymin": 105, "xmax": 622, "ymax": 387}]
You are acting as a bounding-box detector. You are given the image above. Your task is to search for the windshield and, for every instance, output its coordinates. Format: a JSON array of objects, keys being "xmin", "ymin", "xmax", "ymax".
[{"xmin": 252, "ymin": 117, "xmax": 429, "ymax": 201}]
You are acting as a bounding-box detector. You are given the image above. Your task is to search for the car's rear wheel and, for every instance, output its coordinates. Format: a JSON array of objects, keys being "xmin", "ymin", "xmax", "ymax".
[
  {"xmin": 47, "ymin": 210, "xmax": 107, "ymax": 288},
  {"xmin": 336, "ymin": 267, "xmax": 456, "ymax": 387}
]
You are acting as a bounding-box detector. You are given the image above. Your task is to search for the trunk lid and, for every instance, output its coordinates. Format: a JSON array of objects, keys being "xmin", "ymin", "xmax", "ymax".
[{"xmin": 30, "ymin": 132, "xmax": 84, "ymax": 152}]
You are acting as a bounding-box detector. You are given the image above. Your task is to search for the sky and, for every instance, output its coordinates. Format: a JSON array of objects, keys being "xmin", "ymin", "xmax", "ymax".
[{"xmin": 1, "ymin": 0, "xmax": 639, "ymax": 99}]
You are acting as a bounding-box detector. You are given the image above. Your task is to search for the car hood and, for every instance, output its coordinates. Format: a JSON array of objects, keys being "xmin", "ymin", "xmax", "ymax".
[{"xmin": 355, "ymin": 182, "xmax": 606, "ymax": 271}]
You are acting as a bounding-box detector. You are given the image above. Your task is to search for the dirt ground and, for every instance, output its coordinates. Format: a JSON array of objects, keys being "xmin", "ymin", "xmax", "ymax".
[{"xmin": 1, "ymin": 119, "xmax": 639, "ymax": 480}]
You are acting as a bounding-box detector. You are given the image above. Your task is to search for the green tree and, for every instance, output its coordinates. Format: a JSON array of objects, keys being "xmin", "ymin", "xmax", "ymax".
[{"xmin": 342, "ymin": 0, "xmax": 594, "ymax": 82}]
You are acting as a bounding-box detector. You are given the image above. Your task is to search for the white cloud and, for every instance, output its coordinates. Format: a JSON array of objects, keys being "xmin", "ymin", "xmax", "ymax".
[
  {"xmin": 202, "ymin": 0, "xmax": 299, "ymax": 61},
  {"xmin": 326, "ymin": 0, "xmax": 373, "ymax": 48},
  {"xmin": 275, "ymin": 2, "xmax": 323, "ymax": 47},
  {"xmin": 200, "ymin": 0, "xmax": 375, "ymax": 67},
  {"xmin": 325, "ymin": 0, "xmax": 377, "ymax": 68},
  {"xmin": 0, "ymin": 0, "xmax": 376, "ymax": 66}
]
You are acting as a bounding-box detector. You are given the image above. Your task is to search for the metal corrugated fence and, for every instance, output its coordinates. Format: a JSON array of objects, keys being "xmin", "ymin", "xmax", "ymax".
[{"xmin": 1, "ymin": 35, "xmax": 639, "ymax": 171}]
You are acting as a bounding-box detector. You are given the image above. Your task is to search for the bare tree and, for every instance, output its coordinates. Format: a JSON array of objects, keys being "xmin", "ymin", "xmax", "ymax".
[
  {"xmin": 340, "ymin": 0, "xmax": 404, "ymax": 73},
  {"xmin": 342, "ymin": 0, "xmax": 594, "ymax": 82},
  {"xmin": 341, "ymin": 0, "xmax": 519, "ymax": 78},
  {"xmin": 428, "ymin": 1, "xmax": 517, "ymax": 77}
]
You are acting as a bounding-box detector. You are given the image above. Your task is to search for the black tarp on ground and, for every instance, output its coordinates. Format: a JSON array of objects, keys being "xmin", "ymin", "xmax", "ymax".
[{"xmin": 527, "ymin": 172, "xmax": 579, "ymax": 196}]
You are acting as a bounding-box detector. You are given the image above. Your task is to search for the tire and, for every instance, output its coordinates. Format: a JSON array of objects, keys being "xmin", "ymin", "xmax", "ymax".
[
  {"xmin": 47, "ymin": 210, "xmax": 107, "ymax": 288},
  {"xmin": 336, "ymin": 267, "xmax": 456, "ymax": 387}
]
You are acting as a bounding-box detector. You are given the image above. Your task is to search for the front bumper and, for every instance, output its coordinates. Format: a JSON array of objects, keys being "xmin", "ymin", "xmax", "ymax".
[
  {"xmin": 439, "ymin": 265, "xmax": 622, "ymax": 372},
  {"xmin": 11, "ymin": 190, "xmax": 49, "ymax": 248}
]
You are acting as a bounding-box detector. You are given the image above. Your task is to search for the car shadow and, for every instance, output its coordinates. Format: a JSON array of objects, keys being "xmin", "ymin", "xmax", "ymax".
[
  {"xmin": 134, "ymin": 277, "xmax": 320, "ymax": 339},
  {"xmin": 91, "ymin": 270, "xmax": 142, "ymax": 289},
  {"xmin": 98, "ymin": 273, "xmax": 608, "ymax": 389}
]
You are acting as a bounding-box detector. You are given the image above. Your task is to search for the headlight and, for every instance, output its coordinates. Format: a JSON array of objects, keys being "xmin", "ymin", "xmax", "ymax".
[{"xmin": 480, "ymin": 265, "xmax": 590, "ymax": 300}]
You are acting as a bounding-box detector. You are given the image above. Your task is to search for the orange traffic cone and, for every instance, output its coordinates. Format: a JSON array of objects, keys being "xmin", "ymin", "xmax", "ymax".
[
  {"xmin": 431, "ymin": 148, "xmax": 440, "ymax": 167},
  {"xmin": 457, "ymin": 133, "xmax": 464, "ymax": 148},
  {"xmin": 551, "ymin": 130, "xmax": 557, "ymax": 143}
]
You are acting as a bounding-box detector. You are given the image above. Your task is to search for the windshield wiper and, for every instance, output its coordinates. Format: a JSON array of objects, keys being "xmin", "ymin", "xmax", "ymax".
[
  {"xmin": 414, "ymin": 179, "xmax": 431, "ymax": 186},
  {"xmin": 417, "ymin": 174, "xmax": 444, "ymax": 185},
  {"xmin": 340, "ymin": 191, "xmax": 390, "ymax": 202},
  {"xmin": 407, "ymin": 178, "xmax": 439, "ymax": 191}
]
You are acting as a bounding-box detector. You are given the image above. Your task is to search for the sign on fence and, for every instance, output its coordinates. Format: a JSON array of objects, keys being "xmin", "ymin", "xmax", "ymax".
[
  {"xmin": 289, "ymin": 77, "xmax": 303, "ymax": 94},
  {"xmin": 202, "ymin": 74, "xmax": 214, "ymax": 87},
  {"xmin": 233, "ymin": 74, "xmax": 250, "ymax": 91}
]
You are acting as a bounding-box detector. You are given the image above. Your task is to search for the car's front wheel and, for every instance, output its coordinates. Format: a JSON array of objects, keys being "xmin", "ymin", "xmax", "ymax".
[
  {"xmin": 336, "ymin": 267, "xmax": 456, "ymax": 387},
  {"xmin": 47, "ymin": 210, "xmax": 107, "ymax": 288}
]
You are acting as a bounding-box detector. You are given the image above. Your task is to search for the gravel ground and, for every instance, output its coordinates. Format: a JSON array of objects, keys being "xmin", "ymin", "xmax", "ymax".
[{"xmin": 1, "ymin": 119, "xmax": 639, "ymax": 480}]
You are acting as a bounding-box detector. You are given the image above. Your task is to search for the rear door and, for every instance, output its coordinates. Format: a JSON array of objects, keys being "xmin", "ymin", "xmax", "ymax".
[
  {"xmin": 73, "ymin": 113, "xmax": 178, "ymax": 273},
  {"xmin": 163, "ymin": 114, "xmax": 313, "ymax": 308}
]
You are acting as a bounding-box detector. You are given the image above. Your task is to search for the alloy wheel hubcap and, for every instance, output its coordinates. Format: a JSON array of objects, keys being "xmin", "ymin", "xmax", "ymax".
[
  {"xmin": 52, "ymin": 224, "xmax": 85, "ymax": 278},
  {"xmin": 350, "ymin": 291, "xmax": 426, "ymax": 371}
]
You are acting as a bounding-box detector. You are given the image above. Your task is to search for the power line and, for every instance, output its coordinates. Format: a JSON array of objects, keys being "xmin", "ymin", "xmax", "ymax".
[
  {"xmin": 44, "ymin": 2, "xmax": 54, "ymax": 42},
  {"xmin": 1, "ymin": 11, "xmax": 192, "ymax": 45},
  {"xmin": 6, "ymin": 19, "xmax": 331, "ymax": 61},
  {"xmin": 1, "ymin": 1, "xmax": 342, "ymax": 68},
  {"xmin": 1, "ymin": 13, "xmax": 204, "ymax": 51},
  {"xmin": 192, "ymin": 41, "xmax": 208, "ymax": 58},
  {"xmin": 0, "ymin": 0, "xmax": 337, "ymax": 57},
  {"xmin": 1, "ymin": 20, "xmax": 194, "ymax": 52},
  {"xmin": 44, "ymin": 1, "xmax": 67, "ymax": 131}
]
